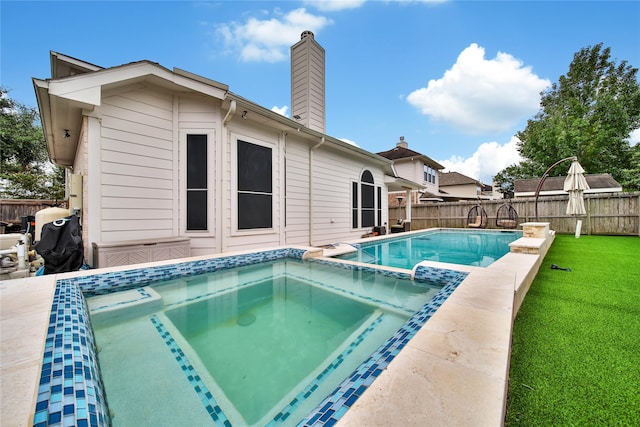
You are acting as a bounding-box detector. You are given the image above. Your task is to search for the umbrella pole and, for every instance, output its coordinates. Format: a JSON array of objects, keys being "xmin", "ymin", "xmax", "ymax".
[{"xmin": 575, "ymin": 219, "xmax": 582, "ymax": 238}]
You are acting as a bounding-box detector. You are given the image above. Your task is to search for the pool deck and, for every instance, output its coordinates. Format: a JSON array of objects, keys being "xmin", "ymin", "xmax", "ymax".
[{"xmin": 0, "ymin": 225, "xmax": 553, "ymax": 426}]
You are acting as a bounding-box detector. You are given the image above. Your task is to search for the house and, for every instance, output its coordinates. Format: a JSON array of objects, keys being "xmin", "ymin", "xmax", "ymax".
[
  {"xmin": 514, "ymin": 173, "xmax": 622, "ymax": 198},
  {"xmin": 377, "ymin": 137, "xmax": 443, "ymax": 206},
  {"xmin": 438, "ymin": 171, "xmax": 494, "ymax": 201},
  {"xmin": 377, "ymin": 139, "xmax": 495, "ymax": 204},
  {"xmin": 33, "ymin": 32, "xmax": 413, "ymax": 267}
]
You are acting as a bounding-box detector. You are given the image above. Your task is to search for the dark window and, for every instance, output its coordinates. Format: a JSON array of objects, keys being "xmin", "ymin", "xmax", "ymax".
[
  {"xmin": 352, "ymin": 181, "xmax": 358, "ymax": 228},
  {"xmin": 186, "ymin": 134, "xmax": 207, "ymax": 230},
  {"xmin": 377, "ymin": 186, "xmax": 382, "ymax": 226},
  {"xmin": 360, "ymin": 170, "xmax": 375, "ymax": 228},
  {"xmin": 424, "ymin": 165, "xmax": 436, "ymax": 184},
  {"xmin": 237, "ymin": 140, "xmax": 272, "ymax": 229}
]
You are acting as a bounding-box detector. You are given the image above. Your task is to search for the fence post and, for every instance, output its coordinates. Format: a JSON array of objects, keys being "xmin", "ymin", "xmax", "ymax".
[{"xmin": 586, "ymin": 197, "xmax": 591, "ymax": 235}]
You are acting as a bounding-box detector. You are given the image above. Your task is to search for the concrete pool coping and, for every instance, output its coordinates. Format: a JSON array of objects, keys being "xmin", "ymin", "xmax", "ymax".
[{"xmin": 1, "ymin": 226, "xmax": 553, "ymax": 426}]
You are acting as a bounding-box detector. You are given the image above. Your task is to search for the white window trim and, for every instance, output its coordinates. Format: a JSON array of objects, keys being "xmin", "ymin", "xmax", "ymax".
[
  {"xmin": 179, "ymin": 129, "xmax": 215, "ymax": 236},
  {"xmin": 230, "ymin": 133, "xmax": 276, "ymax": 236}
]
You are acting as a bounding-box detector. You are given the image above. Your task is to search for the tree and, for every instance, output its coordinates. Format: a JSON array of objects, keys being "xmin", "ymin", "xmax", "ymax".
[
  {"xmin": 619, "ymin": 143, "xmax": 640, "ymax": 191},
  {"xmin": 0, "ymin": 87, "xmax": 66, "ymax": 199},
  {"xmin": 493, "ymin": 161, "xmax": 540, "ymax": 195},
  {"xmin": 496, "ymin": 44, "xmax": 640, "ymax": 192}
]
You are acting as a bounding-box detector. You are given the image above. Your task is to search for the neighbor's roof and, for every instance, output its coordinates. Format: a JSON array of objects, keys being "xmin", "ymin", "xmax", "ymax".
[
  {"xmin": 515, "ymin": 173, "xmax": 622, "ymax": 194},
  {"xmin": 377, "ymin": 145, "xmax": 444, "ymax": 169},
  {"xmin": 439, "ymin": 171, "xmax": 482, "ymax": 187}
]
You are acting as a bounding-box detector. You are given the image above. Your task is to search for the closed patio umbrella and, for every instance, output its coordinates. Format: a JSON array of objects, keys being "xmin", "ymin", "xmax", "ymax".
[{"xmin": 563, "ymin": 159, "xmax": 589, "ymax": 237}]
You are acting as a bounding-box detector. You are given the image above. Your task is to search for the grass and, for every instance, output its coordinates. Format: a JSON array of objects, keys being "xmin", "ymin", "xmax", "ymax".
[{"xmin": 506, "ymin": 234, "xmax": 640, "ymax": 426}]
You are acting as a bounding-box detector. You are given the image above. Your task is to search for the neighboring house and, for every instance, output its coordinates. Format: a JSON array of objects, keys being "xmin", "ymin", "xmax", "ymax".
[
  {"xmin": 33, "ymin": 32, "xmax": 410, "ymax": 266},
  {"xmin": 438, "ymin": 171, "xmax": 494, "ymax": 201},
  {"xmin": 514, "ymin": 173, "xmax": 622, "ymax": 198},
  {"xmin": 377, "ymin": 139, "xmax": 495, "ymax": 204},
  {"xmin": 377, "ymin": 137, "xmax": 443, "ymax": 206}
]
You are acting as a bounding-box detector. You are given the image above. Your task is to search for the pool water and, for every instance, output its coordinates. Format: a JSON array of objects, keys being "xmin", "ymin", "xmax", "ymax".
[
  {"xmin": 337, "ymin": 229, "xmax": 522, "ymax": 268},
  {"xmin": 88, "ymin": 258, "xmax": 445, "ymax": 426},
  {"xmin": 166, "ymin": 278, "xmax": 375, "ymax": 425}
]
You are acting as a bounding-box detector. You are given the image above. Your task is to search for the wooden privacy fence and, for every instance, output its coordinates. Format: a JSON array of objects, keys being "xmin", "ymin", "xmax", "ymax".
[
  {"xmin": 390, "ymin": 192, "xmax": 640, "ymax": 236},
  {"xmin": 3, "ymin": 194, "xmax": 638, "ymax": 236},
  {"xmin": 0, "ymin": 199, "xmax": 67, "ymax": 226}
]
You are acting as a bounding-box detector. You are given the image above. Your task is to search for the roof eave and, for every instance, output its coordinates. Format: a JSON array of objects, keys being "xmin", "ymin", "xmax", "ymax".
[
  {"xmin": 384, "ymin": 175, "xmax": 425, "ymax": 191},
  {"xmin": 226, "ymin": 92, "xmax": 396, "ymax": 173}
]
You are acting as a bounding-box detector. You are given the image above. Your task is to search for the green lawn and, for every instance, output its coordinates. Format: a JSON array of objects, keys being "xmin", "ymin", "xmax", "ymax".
[{"xmin": 506, "ymin": 234, "xmax": 640, "ymax": 426}]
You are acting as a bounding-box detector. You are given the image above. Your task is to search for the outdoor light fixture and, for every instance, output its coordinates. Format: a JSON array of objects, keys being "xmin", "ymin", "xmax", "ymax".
[
  {"xmin": 293, "ymin": 114, "xmax": 301, "ymax": 120},
  {"xmin": 63, "ymin": 129, "xmax": 70, "ymax": 138},
  {"xmin": 241, "ymin": 110, "xmax": 248, "ymax": 119}
]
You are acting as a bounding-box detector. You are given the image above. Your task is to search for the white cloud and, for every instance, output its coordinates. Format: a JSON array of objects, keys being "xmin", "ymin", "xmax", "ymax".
[
  {"xmin": 407, "ymin": 43, "xmax": 550, "ymax": 134},
  {"xmin": 438, "ymin": 136, "xmax": 522, "ymax": 184},
  {"xmin": 305, "ymin": 0, "xmax": 366, "ymax": 11},
  {"xmin": 216, "ymin": 8, "xmax": 332, "ymax": 62},
  {"xmin": 628, "ymin": 128, "xmax": 640, "ymax": 146},
  {"xmin": 339, "ymin": 138, "xmax": 360, "ymax": 147},
  {"xmin": 271, "ymin": 105, "xmax": 289, "ymax": 116}
]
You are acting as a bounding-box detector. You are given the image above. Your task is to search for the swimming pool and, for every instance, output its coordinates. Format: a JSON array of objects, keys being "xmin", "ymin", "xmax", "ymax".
[
  {"xmin": 336, "ymin": 229, "xmax": 522, "ymax": 268},
  {"xmin": 33, "ymin": 248, "xmax": 468, "ymax": 427}
]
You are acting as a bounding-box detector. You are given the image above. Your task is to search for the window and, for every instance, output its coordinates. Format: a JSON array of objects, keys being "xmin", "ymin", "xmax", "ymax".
[
  {"xmin": 360, "ymin": 170, "xmax": 375, "ymax": 228},
  {"xmin": 424, "ymin": 165, "xmax": 435, "ymax": 184},
  {"xmin": 352, "ymin": 170, "xmax": 381, "ymax": 229},
  {"xmin": 237, "ymin": 140, "xmax": 272, "ymax": 229},
  {"xmin": 352, "ymin": 182, "xmax": 358, "ymax": 228},
  {"xmin": 377, "ymin": 186, "xmax": 382, "ymax": 227},
  {"xmin": 186, "ymin": 134, "xmax": 207, "ymax": 230}
]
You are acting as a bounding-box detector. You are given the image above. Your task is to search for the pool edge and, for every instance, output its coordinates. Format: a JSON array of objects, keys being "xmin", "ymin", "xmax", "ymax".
[{"xmin": 1, "ymin": 227, "xmax": 553, "ymax": 427}]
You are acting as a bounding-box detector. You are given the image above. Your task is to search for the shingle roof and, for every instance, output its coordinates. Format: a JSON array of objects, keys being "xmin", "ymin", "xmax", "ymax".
[
  {"xmin": 376, "ymin": 145, "xmax": 444, "ymax": 169},
  {"xmin": 438, "ymin": 171, "xmax": 480, "ymax": 186},
  {"xmin": 515, "ymin": 173, "xmax": 621, "ymax": 193}
]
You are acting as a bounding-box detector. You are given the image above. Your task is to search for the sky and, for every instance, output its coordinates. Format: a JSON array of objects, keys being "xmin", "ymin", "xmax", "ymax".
[{"xmin": 2, "ymin": 0, "xmax": 639, "ymax": 184}]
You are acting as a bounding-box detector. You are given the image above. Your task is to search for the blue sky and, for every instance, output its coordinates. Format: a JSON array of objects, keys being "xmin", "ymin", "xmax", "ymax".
[{"xmin": 2, "ymin": 0, "xmax": 639, "ymax": 184}]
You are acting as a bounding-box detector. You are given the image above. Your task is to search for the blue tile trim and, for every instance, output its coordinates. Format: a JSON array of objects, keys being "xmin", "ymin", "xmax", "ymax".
[
  {"xmin": 89, "ymin": 287, "xmax": 152, "ymax": 311},
  {"xmin": 267, "ymin": 314, "xmax": 385, "ymax": 426},
  {"xmin": 149, "ymin": 315, "xmax": 232, "ymax": 427},
  {"xmin": 163, "ymin": 273, "xmax": 287, "ymax": 309},
  {"xmin": 297, "ymin": 270, "xmax": 467, "ymax": 426},
  {"xmin": 309, "ymin": 256, "xmax": 465, "ymax": 288},
  {"xmin": 32, "ymin": 279, "xmax": 110, "ymax": 427},
  {"xmin": 32, "ymin": 247, "xmax": 467, "ymax": 427},
  {"xmin": 72, "ymin": 248, "xmax": 304, "ymax": 297},
  {"xmin": 287, "ymin": 272, "xmax": 415, "ymax": 316},
  {"xmin": 309, "ymin": 257, "xmax": 412, "ymax": 281}
]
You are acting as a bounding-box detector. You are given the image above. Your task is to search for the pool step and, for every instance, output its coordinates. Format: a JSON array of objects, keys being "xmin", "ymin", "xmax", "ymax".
[{"xmin": 87, "ymin": 287, "xmax": 163, "ymax": 328}]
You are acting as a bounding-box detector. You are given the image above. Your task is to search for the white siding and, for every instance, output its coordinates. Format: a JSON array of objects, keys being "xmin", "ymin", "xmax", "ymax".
[
  {"xmin": 283, "ymin": 137, "xmax": 310, "ymax": 245},
  {"xmin": 440, "ymin": 183, "xmax": 479, "ymax": 198},
  {"xmin": 223, "ymin": 124, "xmax": 283, "ymax": 253},
  {"xmin": 90, "ymin": 83, "xmax": 388, "ymax": 256},
  {"xmin": 177, "ymin": 95, "xmax": 220, "ymax": 255},
  {"xmin": 309, "ymin": 145, "xmax": 386, "ymax": 246},
  {"xmin": 98, "ymin": 88, "xmax": 175, "ymax": 242},
  {"xmin": 393, "ymin": 160, "xmax": 424, "ymax": 184}
]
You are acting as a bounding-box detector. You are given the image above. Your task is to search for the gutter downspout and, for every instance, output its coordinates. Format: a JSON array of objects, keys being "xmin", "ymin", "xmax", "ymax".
[
  {"xmin": 309, "ymin": 137, "xmax": 325, "ymax": 246},
  {"xmin": 280, "ymin": 131, "xmax": 288, "ymax": 246},
  {"xmin": 221, "ymin": 100, "xmax": 237, "ymax": 253}
]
